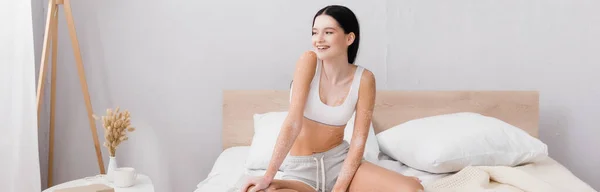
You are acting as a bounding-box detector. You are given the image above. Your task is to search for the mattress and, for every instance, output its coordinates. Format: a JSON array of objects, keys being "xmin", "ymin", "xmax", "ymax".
[{"xmin": 195, "ymin": 146, "xmax": 597, "ymax": 192}]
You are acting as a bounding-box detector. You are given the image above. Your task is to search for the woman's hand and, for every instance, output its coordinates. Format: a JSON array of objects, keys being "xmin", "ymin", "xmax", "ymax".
[{"xmin": 240, "ymin": 175, "xmax": 272, "ymax": 192}]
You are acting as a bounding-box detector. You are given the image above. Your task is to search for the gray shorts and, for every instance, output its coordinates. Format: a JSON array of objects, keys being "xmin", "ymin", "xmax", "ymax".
[{"xmin": 281, "ymin": 141, "xmax": 350, "ymax": 192}]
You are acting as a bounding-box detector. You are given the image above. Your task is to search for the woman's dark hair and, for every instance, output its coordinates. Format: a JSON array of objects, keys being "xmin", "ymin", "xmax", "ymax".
[{"xmin": 313, "ymin": 5, "xmax": 360, "ymax": 64}]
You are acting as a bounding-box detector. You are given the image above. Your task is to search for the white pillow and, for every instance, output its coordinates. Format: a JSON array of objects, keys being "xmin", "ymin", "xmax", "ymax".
[
  {"xmin": 244, "ymin": 111, "xmax": 381, "ymax": 171},
  {"xmin": 244, "ymin": 111, "xmax": 287, "ymax": 171},
  {"xmin": 376, "ymin": 112, "xmax": 548, "ymax": 174}
]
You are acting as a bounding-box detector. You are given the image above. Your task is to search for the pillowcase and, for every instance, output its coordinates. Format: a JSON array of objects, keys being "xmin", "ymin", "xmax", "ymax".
[
  {"xmin": 244, "ymin": 111, "xmax": 287, "ymax": 171},
  {"xmin": 244, "ymin": 111, "xmax": 381, "ymax": 171},
  {"xmin": 376, "ymin": 112, "xmax": 548, "ymax": 174}
]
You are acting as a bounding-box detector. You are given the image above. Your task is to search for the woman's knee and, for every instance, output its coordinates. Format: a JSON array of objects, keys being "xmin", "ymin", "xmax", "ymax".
[
  {"xmin": 408, "ymin": 179, "xmax": 425, "ymax": 192},
  {"xmin": 263, "ymin": 185, "xmax": 278, "ymax": 192},
  {"xmin": 395, "ymin": 178, "xmax": 424, "ymax": 192},
  {"xmin": 246, "ymin": 185, "xmax": 274, "ymax": 192},
  {"xmin": 265, "ymin": 187, "xmax": 299, "ymax": 192}
]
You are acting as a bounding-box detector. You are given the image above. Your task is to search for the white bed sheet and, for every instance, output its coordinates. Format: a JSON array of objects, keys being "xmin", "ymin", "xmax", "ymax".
[
  {"xmin": 195, "ymin": 146, "xmax": 596, "ymax": 192},
  {"xmin": 194, "ymin": 146, "xmax": 450, "ymax": 192},
  {"xmin": 194, "ymin": 146, "xmax": 277, "ymax": 192}
]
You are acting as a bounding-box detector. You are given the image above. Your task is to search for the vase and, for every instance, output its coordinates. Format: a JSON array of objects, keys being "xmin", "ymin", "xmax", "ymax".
[{"xmin": 106, "ymin": 156, "xmax": 118, "ymax": 182}]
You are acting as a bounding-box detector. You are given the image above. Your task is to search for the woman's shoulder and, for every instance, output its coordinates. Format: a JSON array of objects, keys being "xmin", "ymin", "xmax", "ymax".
[
  {"xmin": 357, "ymin": 65, "xmax": 375, "ymax": 86},
  {"xmin": 290, "ymin": 51, "xmax": 317, "ymax": 76},
  {"xmin": 300, "ymin": 50, "xmax": 317, "ymax": 59},
  {"xmin": 292, "ymin": 50, "xmax": 318, "ymax": 76},
  {"xmin": 297, "ymin": 50, "xmax": 318, "ymax": 67},
  {"xmin": 356, "ymin": 66, "xmax": 376, "ymax": 97},
  {"xmin": 289, "ymin": 51, "xmax": 318, "ymax": 87}
]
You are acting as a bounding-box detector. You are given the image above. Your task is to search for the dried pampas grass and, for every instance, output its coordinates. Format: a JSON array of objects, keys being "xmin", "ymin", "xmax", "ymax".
[{"xmin": 93, "ymin": 107, "xmax": 136, "ymax": 157}]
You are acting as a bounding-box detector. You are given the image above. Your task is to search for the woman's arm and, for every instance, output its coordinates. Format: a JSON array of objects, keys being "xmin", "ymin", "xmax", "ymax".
[
  {"xmin": 263, "ymin": 51, "xmax": 317, "ymax": 182},
  {"xmin": 332, "ymin": 70, "xmax": 376, "ymax": 192}
]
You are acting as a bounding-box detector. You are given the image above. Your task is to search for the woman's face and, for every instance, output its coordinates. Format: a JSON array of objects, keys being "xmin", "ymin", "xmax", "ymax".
[{"xmin": 312, "ymin": 15, "xmax": 353, "ymax": 61}]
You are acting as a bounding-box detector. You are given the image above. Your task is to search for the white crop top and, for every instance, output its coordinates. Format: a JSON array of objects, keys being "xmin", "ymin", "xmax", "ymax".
[{"xmin": 290, "ymin": 60, "xmax": 365, "ymax": 126}]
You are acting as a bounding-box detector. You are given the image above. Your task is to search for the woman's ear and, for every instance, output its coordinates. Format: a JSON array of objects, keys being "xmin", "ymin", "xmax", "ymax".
[{"xmin": 346, "ymin": 32, "xmax": 355, "ymax": 46}]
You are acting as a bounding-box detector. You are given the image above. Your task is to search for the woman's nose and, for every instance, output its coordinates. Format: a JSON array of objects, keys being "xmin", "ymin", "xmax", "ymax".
[{"xmin": 317, "ymin": 34, "xmax": 325, "ymax": 42}]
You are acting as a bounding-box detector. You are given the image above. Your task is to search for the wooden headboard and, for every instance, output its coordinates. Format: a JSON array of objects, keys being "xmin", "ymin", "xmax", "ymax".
[{"xmin": 222, "ymin": 90, "xmax": 539, "ymax": 150}]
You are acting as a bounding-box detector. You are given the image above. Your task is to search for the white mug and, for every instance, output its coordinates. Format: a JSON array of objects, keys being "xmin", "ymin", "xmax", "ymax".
[{"xmin": 113, "ymin": 167, "xmax": 138, "ymax": 188}]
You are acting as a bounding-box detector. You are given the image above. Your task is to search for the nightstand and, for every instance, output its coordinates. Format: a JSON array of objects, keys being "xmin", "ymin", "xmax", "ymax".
[{"xmin": 43, "ymin": 174, "xmax": 154, "ymax": 192}]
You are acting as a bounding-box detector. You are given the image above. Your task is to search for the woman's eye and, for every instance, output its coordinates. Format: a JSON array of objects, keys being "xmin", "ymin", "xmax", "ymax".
[
  {"xmin": 312, "ymin": 32, "xmax": 317, "ymax": 35},
  {"xmin": 326, "ymin": 31, "xmax": 333, "ymax": 35}
]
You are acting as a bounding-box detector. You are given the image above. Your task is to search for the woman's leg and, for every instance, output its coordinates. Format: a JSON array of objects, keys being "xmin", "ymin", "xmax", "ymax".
[
  {"xmin": 348, "ymin": 161, "xmax": 424, "ymax": 192},
  {"xmin": 247, "ymin": 179, "xmax": 317, "ymax": 192}
]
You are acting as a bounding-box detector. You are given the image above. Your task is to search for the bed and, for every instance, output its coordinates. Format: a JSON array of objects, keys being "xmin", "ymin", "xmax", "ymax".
[{"xmin": 195, "ymin": 90, "xmax": 597, "ymax": 192}]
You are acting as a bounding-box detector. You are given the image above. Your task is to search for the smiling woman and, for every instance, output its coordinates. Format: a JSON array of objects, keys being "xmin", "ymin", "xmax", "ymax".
[
  {"xmin": 240, "ymin": 5, "xmax": 424, "ymax": 192},
  {"xmin": 311, "ymin": 5, "xmax": 360, "ymax": 65}
]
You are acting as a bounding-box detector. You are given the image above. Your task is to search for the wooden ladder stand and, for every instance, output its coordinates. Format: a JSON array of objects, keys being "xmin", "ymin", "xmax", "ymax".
[{"xmin": 36, "ymin": 0, "xmax": 105, "ymax": 188}]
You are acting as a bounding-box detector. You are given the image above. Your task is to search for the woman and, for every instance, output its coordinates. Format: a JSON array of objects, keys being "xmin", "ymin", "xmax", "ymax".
[{"xmin": 241, "ymin": 5, "xmax": 424, "ymax": 192}]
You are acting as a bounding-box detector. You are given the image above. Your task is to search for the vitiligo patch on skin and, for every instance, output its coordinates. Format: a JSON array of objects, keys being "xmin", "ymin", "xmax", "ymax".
[
  {"xmin": 351, "ymin": 138, "xmax": 366, "ymax": 148},
  {"xmin": 356, "ymin": 108, "xmax": 373, "ymax": 121},
  {"xmin": 290, "ymin": 120, "xmax": 301, "ymax": 130},
  {"xmin": 334, "ymin": 151, "xmax": 363, "ymax": 191}
]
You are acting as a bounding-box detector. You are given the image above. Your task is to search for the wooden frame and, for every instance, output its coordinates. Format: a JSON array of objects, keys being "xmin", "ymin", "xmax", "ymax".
[
  {"xmin": 36, "ymin": 0, "xmax": 104, "ymax": 187},
  {"xmin": 222, "ymin": 90, "xmax": 539, "ymax": 150}
]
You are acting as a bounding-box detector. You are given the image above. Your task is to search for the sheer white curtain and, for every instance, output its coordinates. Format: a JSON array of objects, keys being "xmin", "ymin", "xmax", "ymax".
[{"xmin": 0, "ymin": 0, "xmax": 43, "ymax": 191}]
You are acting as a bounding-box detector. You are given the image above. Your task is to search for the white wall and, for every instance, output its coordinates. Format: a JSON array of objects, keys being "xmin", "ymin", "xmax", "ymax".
[{"xmin": 34, "ymin": 0, "xmax": 599, "ymax": 191}]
